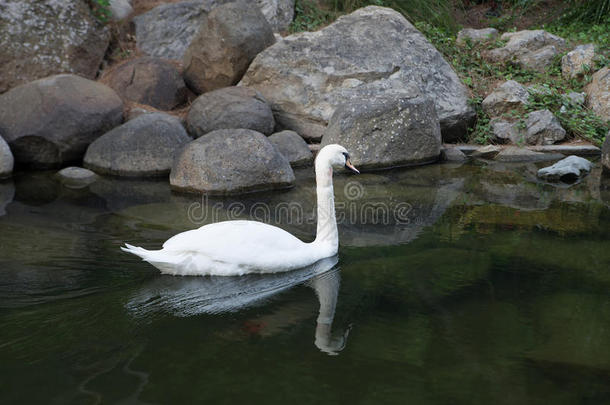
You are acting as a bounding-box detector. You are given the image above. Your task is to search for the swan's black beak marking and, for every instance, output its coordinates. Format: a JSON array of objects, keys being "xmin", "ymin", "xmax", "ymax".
[{"xmin": 343, "ymin": 152, "xmax": 360, "ymax": 174}]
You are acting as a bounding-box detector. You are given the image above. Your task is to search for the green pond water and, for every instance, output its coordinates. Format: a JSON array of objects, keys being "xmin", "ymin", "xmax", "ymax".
[{"xmin": 1, "ymin": 161, "xmax": 610, "ymax": 404}]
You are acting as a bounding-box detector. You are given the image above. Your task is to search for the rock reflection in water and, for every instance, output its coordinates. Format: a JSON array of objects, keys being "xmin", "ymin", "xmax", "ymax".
[
  {"xmin": 127, "ymin": 256, "xmax": 349, "ymax": 355},
  {"xmin": 601, "ymin": 173, "xmax": 610, "ymax": 208},
  {"xmin": 0, "ymin": 180, "xmax": 14, "ymax": 216}
]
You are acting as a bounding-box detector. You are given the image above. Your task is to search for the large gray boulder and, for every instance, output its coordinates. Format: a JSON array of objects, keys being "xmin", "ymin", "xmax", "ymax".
[
  {"xmin": 603, "ymin": 133, "xmax": 610, "ymax": 173},
  {"xmin": 268, "ymin": 130, "xmax": 313, "ymax": 166},
  {"xmin": 322, "ymin": 92, "xmax": 441, "ymax": 169},
  {"xmin": 84, "ymin": 113, "xmax": 190, "ymax": 177},
  {"xmin": 562, "ymin": 44, "xmax": 596, "ymax": 79},
  {"xmin": 585, "ymin": 67, "xmax": 610, "ymax": 121},
  {"xmin": 101, "ymin": 57, "xmax": 187, "ymax": 110},
  {"xmin": 186, "ymin": 87, "xmax": 275, "ymax": 137},
  {"xmin": 0, "ymin": 137, "xmax": 14, "ymax": 178},
  {"xmin": 170, "ymin": 129, "xmax": 294, "ymax": 194},
  {"xmin": 482, "ymin": 80, "xmax": 529, "ymax": 117},
  {"xmin": 134, "ymin": 0, "xmax": 289, "ymax": 62},
  {"xmin": 240, "ymin": 6, "xmax": 474, "ymax": 142},
  {"xmin": 485, "ymin": 30, "xmax": 566, "ymax": 72},
  {"xmin": 0, "ymin": 74, "xmax": 123, "ymax": 168},
  {"xmin": 183, "ymin": 1, "xmax": 276, "ymax": 94},
  {"xmin": 0, "ymin": 0, "xmax": 110, "ymax": 93},
  {"xmin": 134, "ymin": 1, "xmax": 226, "ymax": 60},
  {"xmin": 537, "ymin": 156, "xmax": 592, "ymax": 182}
]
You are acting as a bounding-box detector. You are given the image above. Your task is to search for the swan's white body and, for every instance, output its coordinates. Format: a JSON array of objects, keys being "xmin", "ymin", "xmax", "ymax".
[{"xmin": 121, "ymin": 145, "xmax": 356, "ymax": 276}]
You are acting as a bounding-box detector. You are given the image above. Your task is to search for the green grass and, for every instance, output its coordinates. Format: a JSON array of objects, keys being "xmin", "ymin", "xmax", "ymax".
[
  {"xmin": 290, "ymin": 0, "xmax": 339, "ymax": 33},
  {"xmin": 291, "ymin": 0, "xmax": 458, "ymax": 33},
  {"xmin": 562, "ymin": 0, "xmax": 610, "ymax": 24}
]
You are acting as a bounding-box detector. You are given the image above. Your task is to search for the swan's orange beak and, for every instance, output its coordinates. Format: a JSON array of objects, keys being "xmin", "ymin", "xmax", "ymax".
[{"xmin": 345, "ymin": 158, "xmax": 359, "ymax": 174}]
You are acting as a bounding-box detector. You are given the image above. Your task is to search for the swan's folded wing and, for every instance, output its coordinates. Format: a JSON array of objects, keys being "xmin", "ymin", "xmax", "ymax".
[{"xmin": 161, "ymin": 220, "xmax": 309, "ymax": 264}]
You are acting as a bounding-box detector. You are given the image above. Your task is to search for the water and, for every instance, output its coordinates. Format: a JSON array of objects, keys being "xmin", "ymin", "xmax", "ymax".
[{"xmin": 1, "ymin": 161, "xmax": 609, "ymax": 404}]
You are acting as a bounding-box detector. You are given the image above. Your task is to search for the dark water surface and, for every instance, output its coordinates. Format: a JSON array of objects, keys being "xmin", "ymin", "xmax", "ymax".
[{"xmin": 1, "ymin": 161, "xmax": 609, "ymax": 404}]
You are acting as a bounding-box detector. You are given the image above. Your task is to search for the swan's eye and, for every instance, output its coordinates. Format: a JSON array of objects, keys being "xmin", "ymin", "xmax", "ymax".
[{"xmin": 342, "ymin": 152, "xmax": 350, "ymax": 160}]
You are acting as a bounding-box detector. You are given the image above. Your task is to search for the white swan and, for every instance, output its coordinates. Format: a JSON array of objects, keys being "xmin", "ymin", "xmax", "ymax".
[{"xmin": 121, "ymin": 144, "xmax": 359, "ymax": 276}]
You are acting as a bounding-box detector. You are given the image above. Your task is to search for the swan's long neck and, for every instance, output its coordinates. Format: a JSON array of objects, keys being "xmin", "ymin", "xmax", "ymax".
[{"xmin": 313, "ymin": 159, "xmax": 338, "ymax": 250}]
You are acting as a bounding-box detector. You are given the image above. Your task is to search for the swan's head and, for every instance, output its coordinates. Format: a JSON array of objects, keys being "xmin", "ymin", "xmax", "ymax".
[{"xmin": 316, "ymin": 144, "xmax": 360, "ymax": 174}]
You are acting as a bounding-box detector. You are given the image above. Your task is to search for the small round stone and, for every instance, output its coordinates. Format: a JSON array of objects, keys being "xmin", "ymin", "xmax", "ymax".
[{"xmin": 56, "ymin": 167, "xmax": 98, "ymax": 189}]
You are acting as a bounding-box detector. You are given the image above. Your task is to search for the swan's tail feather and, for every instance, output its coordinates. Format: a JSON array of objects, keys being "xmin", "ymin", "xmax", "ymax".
[
  {"xmin": 121, "ymin": 243, "xmax": 198, "ymax": 275},
  {"xmin": 121, "ymin": 243, "xmax": 168, "ymax": 263},
  {"xmin": 121, "ymin": 243, "xmax": 147, "ymax": 259}
]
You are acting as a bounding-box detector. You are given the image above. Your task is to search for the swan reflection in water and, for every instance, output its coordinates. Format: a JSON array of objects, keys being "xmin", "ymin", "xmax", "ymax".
[{"xmin": 126, "ymin": 256, "xmax": 350, "ymax": 355}]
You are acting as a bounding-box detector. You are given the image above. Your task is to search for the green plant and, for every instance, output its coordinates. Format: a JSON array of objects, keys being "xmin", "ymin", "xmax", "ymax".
[
  {"xmin": 468, "ymin": 97, "xmax": 494, "ymax": 145},
  {"xmin": 88, "ymin": 0, "xmax": 112, "ymax": 23},
  {"xmin": 290, "ymin": 0, "xmax": 338, "ymax": 32}
]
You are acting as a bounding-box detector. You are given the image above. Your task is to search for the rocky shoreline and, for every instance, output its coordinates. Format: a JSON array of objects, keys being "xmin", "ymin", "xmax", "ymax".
[{"xmin": 0, "ymin": 0, "xmax": 608, "ymax": 194}]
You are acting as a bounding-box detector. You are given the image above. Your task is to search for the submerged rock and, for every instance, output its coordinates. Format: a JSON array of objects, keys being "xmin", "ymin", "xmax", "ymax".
[
  {"xmin": 240, "ymin": 6, "xmax": 474, "ymax": 142},
  {"xmin": 56, "ymin": 167, "xmax": 98, "ymax": 189},
  {"xmin": 183, "ymin": 1, "xmax": 275, "ymax": 94},
  {"xmin": 494, "ymin": 146, "xmax": 562, "ymax": 162},
  {"xmin": 526, "ymin": 293, "xmax": 610, "ymax": 372},
  {"xmin": 585, "ymin": 67, "xmax": 610, "ymax": 121},
  {"xmin": 186, "ymin": 87, "xmax": 275, "ymax": 137},
  {"xmin": 268, "ymin": 130, "xmax": 313, "ymax": 167},
  {"xmin": 456, "ymin": 28, "xmax": 499, "ymax": 45},
  {"xmin": 537, "ymin": 156, "xmax": 592, "ymax": 182},
  {"xmin": 84, "ymin": 113, "xmax": 190, "ymax": 177},
  {"xmin": 482, "ymin": 80, "xmax": 529, "ymax": 117},
  {"xmin": 322, "ymin": 92, "xmax": 441, "ymax": 169},
  {"xmin": 0, "ymin": 74, "xmax": 123, "ymax": 168},
  {"xmin": 101, "ymin": 57, "xmax": 187, "ymax": 110},
  {"xmin": 170, "ymin": 129, "xmax": 294, "ymax": 194},
  {"xmin": 486, "ymin": 30, "xmax": 566, "ymax": 71},
  {"xmin": 562, "ymin": 44, "xmax": 596, "ymax": 79},
  {"xmin": 0, "ymin": 137, "xmax": 14, "ymax": 178},
  {"xmin": 0, "ymin": 0, "xmax": 110, "ymax": 93}
]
